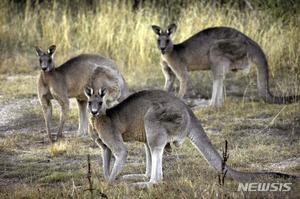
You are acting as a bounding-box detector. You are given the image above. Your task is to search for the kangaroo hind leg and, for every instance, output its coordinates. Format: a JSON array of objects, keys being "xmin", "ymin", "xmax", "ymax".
[
  {"xmin": 210, "ymin": 59, "xmax": 229, "ymax": 106},
  {"xmin": 210, "ymin": 37, "xmax": 248, "ymax": 106},
  {"xmin": 121, "ymin": 144, "xmax": 152, "ymax": 180},
  {"xmin": 130, "ymin": 106, "xmax": 168, "ymax": 187}
]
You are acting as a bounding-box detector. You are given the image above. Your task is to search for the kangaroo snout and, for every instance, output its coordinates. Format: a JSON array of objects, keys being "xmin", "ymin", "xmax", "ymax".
[
  {"xmin": 90, "ymin": 107, "xmax": 100, "ymax": 117},
  {"xmin": 90, "ymin": 110, "xmax": 99, "ymax": 117},
  {"xmin": 41, "ymin": 67, "xmax": 48, "ymax": 72},
  {"xmin": 160, "ymin": 47, "xmax": 166, "ymax": 54}
]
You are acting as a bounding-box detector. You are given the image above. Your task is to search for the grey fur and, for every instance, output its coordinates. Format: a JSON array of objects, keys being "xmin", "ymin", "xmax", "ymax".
[
  {"xmin": 152, "ymin": 24, "xmax": 299, "ymax": 106},
  {"xmin": 35, "ymin": 45, "xmax": 129, "ymax": 143},
  {"xmin": 84, "ymin": 88, "xmax": 295, "ymax": 187}
]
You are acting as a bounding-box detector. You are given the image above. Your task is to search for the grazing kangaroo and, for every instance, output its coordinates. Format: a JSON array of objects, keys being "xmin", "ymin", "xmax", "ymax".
[
  {"xmin": 84, "ymin": 87, "xmax": 295, "ymax": 187},
  {"xmin": 152, "ymin": 24, "xmax": 300, "ymax": 106},
  {"xmin": 89, "ymin": 65, "xmax": 129, "ymax": 108},
  {"xmin": 35, "ymin": 45, "xmax": 129, "ymax": 143}
]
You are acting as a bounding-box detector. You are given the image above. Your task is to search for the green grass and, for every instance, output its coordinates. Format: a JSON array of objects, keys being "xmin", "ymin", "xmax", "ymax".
[{"xmin": 0, "ymin": 0, "xmax": 299, "ymax": 198}]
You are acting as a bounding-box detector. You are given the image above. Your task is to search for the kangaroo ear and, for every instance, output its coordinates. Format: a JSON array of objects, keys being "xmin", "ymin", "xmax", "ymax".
[
  {"xmin": 152, "ymin": 25, "xmax": 163, "ymax": 36},
  {"xmin": 99, "ymin": 86, "xmax": 108, "ymax": 98},
  {"xmin": 35, "ymin": 46, "xmax": 45, "ymax": 56},
  {"xmin": 166, "ymin": 24, "xmax": 177, "ymax": 36},
  {"xmin": 47, "ymin": 45, "xmax": 56, "ymax": 56},
  {"xmin": 84, "ymin": 85, "xmax": 94, "ymax": 98}
]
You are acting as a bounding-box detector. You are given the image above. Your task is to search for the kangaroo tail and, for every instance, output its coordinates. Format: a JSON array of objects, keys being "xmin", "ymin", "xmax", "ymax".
[
  {"xmin": 187, "ymin": 120, "xmax": 297, "ymax": 180},
  {"xmin": 254, "ymin": 46, "xmax": 300, "ymax": 104}
]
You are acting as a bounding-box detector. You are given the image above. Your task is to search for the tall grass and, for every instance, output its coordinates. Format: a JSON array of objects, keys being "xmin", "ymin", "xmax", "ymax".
[{"xmin": 0, "ymin": 0, "xmax": 299, "ymax": 93}]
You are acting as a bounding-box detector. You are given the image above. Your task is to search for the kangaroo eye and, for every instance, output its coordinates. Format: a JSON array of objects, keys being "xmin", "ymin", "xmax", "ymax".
[
  {"xmin": 166, "ymin": 40, "xmax": 169, "ymax": 44},
  {"xmin": 48, "ymin": 59, "xmax": 52, "ymax": 63},
  {"xmin": 88, "ymin": 101, "xmax": 92, "ymax": 105},
  {"xmin": 158, "ymin": 39, "xmax": 161, "ymax": 44},
  {"xmin": 39, "ymin": 59, "xmax": 42, "ymax": 64},
  {"xmin": 99, "ymin": 102, "xmax": 102, "ymax": 106}
]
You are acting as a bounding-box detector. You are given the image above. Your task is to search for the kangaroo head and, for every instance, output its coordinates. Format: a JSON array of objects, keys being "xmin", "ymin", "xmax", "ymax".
[
  {"xmin": 84, "ymin": 84, "xmax": 108, "ymax": 117},
  {"xmin": 35, "ymin": 45, "xmax": 56, "ymax": 73},
  {"xmin": 152, "ymin": 24, "xmax": 177, "ymax": 55}
]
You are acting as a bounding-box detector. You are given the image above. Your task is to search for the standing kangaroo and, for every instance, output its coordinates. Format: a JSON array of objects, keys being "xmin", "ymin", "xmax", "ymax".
[
  {"xmin": 152, "ymin": 24, "xmax": 299, "ymax": 106},
  {"xmin": 35, "ymin": 45, "xmax": 129, "ymax": 143},
  {"xmin": 84, "ymin": 87, "xmax": 295, "ymax": 187}
]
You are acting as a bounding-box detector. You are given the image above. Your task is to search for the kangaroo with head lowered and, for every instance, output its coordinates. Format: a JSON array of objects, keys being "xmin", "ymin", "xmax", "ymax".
[
  {"xmin": 84, "ymin": 87, "xmax": 295, "ymax": 187},
  {"xmin": 152, "ymin": 24, "xmax": 300, "ymax": 106},
  {"xmin": 35, "ymin": 45, "xmax": 129, "ymax": 143}
]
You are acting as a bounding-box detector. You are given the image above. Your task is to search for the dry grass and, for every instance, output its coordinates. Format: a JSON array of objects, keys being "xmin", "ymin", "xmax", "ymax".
[
  {"xmin": 1, "ymin": 0, "xmax": 300, "ymax": 93},
  {"xmin": 0, "ymin": 78, "xmax": 299, "ymax": 198},
  {"xmin": 0, "ymin": 0, "xmax": 300, "ymax": 198}
]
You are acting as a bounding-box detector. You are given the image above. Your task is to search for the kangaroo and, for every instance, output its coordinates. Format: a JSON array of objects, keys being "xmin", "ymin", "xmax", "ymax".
[
  {"xmin": 35, "ymin": 45, "xmax": 129, "ymax": 143},
  {"xmin": 89, "ymin": 65, "xmax": 129, "ymax": 108},
  {"xmin": 84, "ymin": 87, "xmax": 295, "ymax": 187},
  {"xmin": 152, "ymin": 24, "xmax": 300, "ymax": 106}
]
